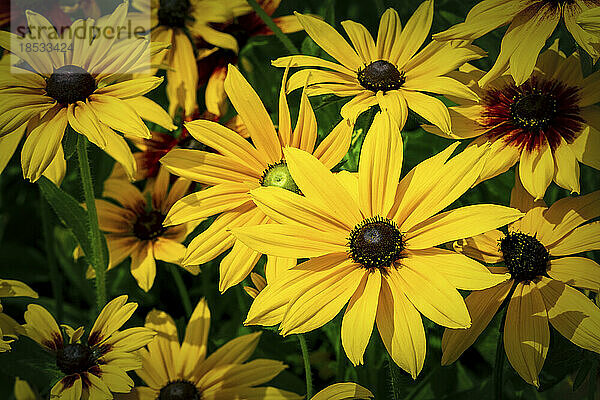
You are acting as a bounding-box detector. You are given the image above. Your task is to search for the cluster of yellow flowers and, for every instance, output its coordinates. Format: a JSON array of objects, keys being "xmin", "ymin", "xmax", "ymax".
[{"xmin": 0, "ymin": 0, "xmax": 599, "ymax": 399}]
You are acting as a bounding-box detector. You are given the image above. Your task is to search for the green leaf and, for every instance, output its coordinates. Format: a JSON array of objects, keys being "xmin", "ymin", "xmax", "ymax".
[
  {"xmin": 37, "ymin": 176, "xmax": 92, "ymax": 264},
  {"xmin": 61, "ymin": 127, "xmax": 78, "ymax": 160}
]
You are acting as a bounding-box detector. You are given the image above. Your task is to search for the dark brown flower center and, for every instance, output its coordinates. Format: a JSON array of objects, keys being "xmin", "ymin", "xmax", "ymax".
[
  {"xmin": 357, "ymin": 60, "xmax": 405, "ymax": 92},
  {"xmin": 481, "ymin": 77, "xmax": 584, "ymax": 151},
  {"xmin": 158, "ymin": 380, "xmax": 200, "ymax": 400},
  {"xmin": 500, "ymin": 232, "xmax": 549, "ymax": 282},
  {"xmin": 348, "ymin": 216, "xmax": 405, "ymax": 271},
  {"xmin": 56, "ymin": 343, "xmax": 97, "ymax": 375},
  {"xmin": 134, "ymin": 210, "xmax": 167, "ymax": 240},
  {"xmin": 260, "ymin": 161, "xmax": 300, "ymax": 193},
  {"xmin": 46, "ymin": 65, "xmax": 97, "ymax": 104},
  {"xmin": 158, "ymin": 0, "xmax": 191, "ymax": 27}
]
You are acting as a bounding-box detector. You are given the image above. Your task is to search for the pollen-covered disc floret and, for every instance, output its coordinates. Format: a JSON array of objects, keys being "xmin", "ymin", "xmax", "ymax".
[
  {"xmin": 357, "ymin": 60, "xmax": 405, "ymax": 93},
  {"xmin": 45, "ymin": 65, "xmax": 97, "ymax": 104},
  {"xmin": 133, "ymin": 210, "xmax": 167, "ymax": 240},
  {"xmin": 158, "ymin": 380, "xmax": 201, "ymax": 400},
  {"xmin": 260, "ymin": 161, "xmax": 300, "ymax": 194},
  {"xmin": 500, "ymin": 232, "xmax": 550, "ymax": 282},
  {"xmin": 481, "ymin": 77, "xmax": 583, "ymax": 151},
  {"xmin": 348, "ymin": 216, "xmax": 405, "ymax": 271},
  {"xmin": 158, "ymin": 0, "xmax": 191, "ymax": 27},
  {"xmin": 56, "ymin": 343, "xmax": 98, "ymax": 376}
]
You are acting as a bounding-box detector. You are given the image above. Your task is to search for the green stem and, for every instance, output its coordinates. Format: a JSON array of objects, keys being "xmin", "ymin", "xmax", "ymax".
[
  {"xmin": 40, "ymin": 195, "xmax": 63, "ymax": 322},
  {"xmin": 246, "ymin": 0, "xmax": 299, "ymax": 55},
  {"xmin": 493, "ymin": 329, "xmax": 505, "ymax": 400},
  {"xmin": 298, "ymin": 334, "xmax": 313, "ymax": 398},
  {"xmin": 169, "ymin": 264, "xmax": 193, "ymax": 317},
  {"xmin": 77, "ymin": 135, "xmax": 106, "ymax": 313}
]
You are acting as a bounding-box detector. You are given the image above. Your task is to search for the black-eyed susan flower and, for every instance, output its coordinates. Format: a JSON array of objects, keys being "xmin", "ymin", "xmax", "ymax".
[
  {"xmin": 23, "ymin": 295, "xmax": 156, "ymax": 399},
  {"xmin": 130, "ymin": 0, "xmax": 251, "ymax": 117},
  {"xmin": 127, "ymin": 298, "xmax": 302, "ymax": 400},
  {"xmin": 231, "ymin": 111, "xmax": 524, "ymax": 378},
  {"xmin": 423, "ymin": 42, "xmax": 600, "ymax": 200},
  {"xmin": 89, "ymin": 166, "xmax": 198, "ymax": 292},
  {"xmin": 433, "ymin": 0, "xmax": 600, "ymax": 87},
  {"xmin": 0, "ymin": 2, "xmax": 175, "ymax": 182},
  {"xmin": 442, "ymin": 175, "xmax": 600, "ymax": 387},
  {"xmin": 0, "ymin": 279, "xmax": 38, "ymax": 352},
  {"xmin": 272, "ymin": 1, "xmax": 484, "ymax": 130},
  {"xmin": 160, "ymin": 64, "xmax": 354, "ymax": 293},
  {"xmin": 311, "ymin": 383, "xmax": 373, "ymax": 400}
]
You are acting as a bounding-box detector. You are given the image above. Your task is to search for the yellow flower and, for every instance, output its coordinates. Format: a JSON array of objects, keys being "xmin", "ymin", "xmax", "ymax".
[
  {"xmin": 0, "ymin": 2, "xmax": 175, "ymax": 182},
  {"xmin": 422, "ymin": 41, "xmax": 600, "ymax": 200},
  {"xmin": 127, "ymin": 298, "xmax": 302, "ymax": 400},
  {"xmin": 90, "ymin": 166, "xmax": 198, "ymax": 292},
  {"xmin": 272, "ymin": 1, "xmax": 484, "ymax": 129},
  {"xmin": 131, "ymin": 0, "xmax": 252, "ymax": 117},
  {"xmin": 442, "ymin": 175, "xmax": 600, "ymax": 387},
  {"xmin": 160, "ymin": 64, "xmax": 354, "ymax": 293},
  {"xmin": 23, "ymin": 295, "xmax": 156, "ymax": 399},
  {"xmin": 232, "ymin": 111, "xmax": 523, "ymax": 378},
  {"xmin": 433, "ymin": 0, "xmax": 600, "ymax": 87},
  {"xmin": 0, "ymin": 279, "xmax": 38, "ymax": 352},
  {"xmin": 311, "ymin": 383, "xmax": 373, "ymax": 400}
]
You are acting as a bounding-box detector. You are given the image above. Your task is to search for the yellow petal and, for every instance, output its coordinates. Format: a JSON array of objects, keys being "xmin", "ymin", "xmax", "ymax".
[
  {"xmin": 376, "ymin": 91, "xmax": 408, "ymax": 129},
  {"xmin": 442, "ymin": 281, "xmax": 514, "ymax": 365},
  {"xmin": 542, "ymin": 190, "xmax": 600, "ymax": 246},
  {"xmin": 178, "ymin": 299, "xmax": 210, "ymax": 376},
  {"xmin": 518, "ymin": 138, "xmax": 554, "ymax": 200},
  {"xmin": 504, "ymin": 281, "xmax": 549, "ymax": 387},
  {"xmin": 547, "ymin": 256, "xmax": 600, "ymax": 291},
  {"xmin": 341, "ymin": 20, "xmax": 376, "ymax": 63},
  {"xmin": 312, "ymin": 382, "xmax": 373, "ymax": 400},
  {"xmin": 294, "ymin": 12, "xmax": 362, "ymax": 71},
  {"xmin": 219, "ymin": 239, "xmax": 263, "ymax": 292},
  {"xmin": 376, "ymin": 275, "xmax": 426, "ymax": 379},
  {"xmin": 402, "ymin": 90, "xmax": 451, "ymax": 134},
  {"xmin": 452, "ymin": 229, "xmax": 504, "ymax": 264},
  {"xmin": 341, "ymin": 270, "xmax": 381, "ymax": 365},
  {"xmin": 552, "ymin": 136, "xmax": 580, "ymax": 194},
  {"xmin": 312, "ymin": 118, "xmax": 353, "ymax": 169},
  {"xmin": 548, "ymin": 221, "xmax": 600, "ymax": 256},
  {"xmin": 23, "ymin": 304, "xmax": 62, "ymax": 351},
  {"xmin": 375, "ymin": 8, "xmax": 401, "ymax": 61},
  {"xmin": 405, "ymin": 204, "xmax": 523, "ymax": 249},
  {"xmin": 272, "ymin": 55, "xmax": 356, "ymax": 75},
  {"xmin": 96, "ymin": 76, "xmax": 164, "ymax": 99},
  {"xmin": 392, "ymin": 0, "xmax": 434, "ymax": 67},
  {"xmin": 87, "ymin": 94, "xmax": 150, "ymax": 138},
  {"xmin": 143, "ymin": 309, "xmax": 180, "ymax": 381},
  {"xmin": 88, "ymin": 295, "xmax": 136, "ymax": 346},
  {"xmin": 224, "ymin": 65, "xmax": 281, "ymax": 164},
  {"xmin": 122, "ymin": 96, "xmax": 176, "ymax": 131},
  {"xmin": 290, "ymin": 86, "xmax": 317, "ymax": 153},
  {"xmin": 67, "ymin": 102, "xmax": 108, "ymax": 149},
  {"xmin": 358, "ymin": 111, "xmax": 403, "ymax": 217},
  {"xmin": 197, "ymin": 332, "xmax": 261, "ymax": 377}
]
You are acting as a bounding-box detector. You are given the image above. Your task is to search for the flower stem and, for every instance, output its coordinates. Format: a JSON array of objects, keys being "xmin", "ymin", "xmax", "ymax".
[
  {"xmin": 77, "ymin": 135, "xmax": 106, "ymax": 312},
  {"xmin": 493, "ymin": 328, "xmax": 505, "ymax": 400},
  {"xmin": 169, "ymin": 264, "xmax": 193, "ymax": 317},
  {"xmin": 40, "ymin": 195, "xmax": 63, "ymax": 322},
  {"xmin": 297, "ymin": 334, "xmax": 313, "ymax": 398},
  {"xmin": 246, "ymin": 0, "xmax": 299, "ymax": 55}
]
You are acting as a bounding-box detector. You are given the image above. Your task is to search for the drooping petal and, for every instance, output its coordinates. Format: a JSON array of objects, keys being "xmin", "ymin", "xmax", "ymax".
[{"xmin": 518, "ymin": 137, "xmax": 554, "ymax": 200}]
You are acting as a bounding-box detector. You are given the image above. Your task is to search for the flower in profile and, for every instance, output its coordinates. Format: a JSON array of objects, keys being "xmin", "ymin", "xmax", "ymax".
[
  {"xmin": 0, "ymin": 2, "xmax": 175, "ymax": 182},
  {"xmin": 433, "ymin": 0, "xmax": 600, "ymax": 87},
  {"xmin": 232, "ymin": 111, "xmax": 523, "ymax": 377},
  {"xmin": 442, "ymin": 175, "xmax": 600, "ymax": 387},
  {"xmin": 423, "ymin": 42, "xmax": 600, "ymax": 200},
  {"xmin": 272, "ymin": 1, "xmax": 483, "ymax": 130},
  {"xmin": 131, "ymin": 0, "xmax": 252, "ymax": 117},
  {"xmin": 127, "ymin": 298, "xmax": 302, "ymax": 400},
  {"xmin": 89, "ymin": 166, "xmax": 198, "ymax": 292},
  {"xmin": 160, "ymin": 64, "xmax": 353, "ymax": 293},
  {"xmin": 0, "ymin": 279, "xmax": 38, "ymax": 351},
  {"xmin": 23, "ymin": 295, "xmax": 156, "ymax": 399},
  {"xmin": 311, "ymin": 383, "xmax": 373, "ymax": 400},
  {"xmin": 197, "ymin": 0, "xmax": 304, "ymax": 118}
]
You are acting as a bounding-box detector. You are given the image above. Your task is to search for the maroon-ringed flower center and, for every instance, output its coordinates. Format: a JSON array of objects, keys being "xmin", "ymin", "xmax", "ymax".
[
  {"xmin": 158, "ymin": 0, "xmax": 191, "ymax": 27},
  {"xmin": 46, "ymin": 65, "xmax": 97, "ymax": 104},
  {"xmin": 158, "ymin": 380, "xmax": 201, "ymax": 400},
  {"xmin": 357, "ymin": 60, "xmax": 405, "ymax": 92},
  {"xmin": 56, "ymin": 343, "xmax": 98, "ymax": 375},
  {"xmin": 348, "ymin": 216, "xmax": 405, "ymax": 271},
  {"xmin": 500, "ymin": 232, "xmax": 549, "ymax": 282},
  {"xmin": 134, "ymin": 210, "xmax": 167, "ymax": 240},
  {"xmin": 260, "ymin": 161, "xmax": 300, "ymax": 193}
]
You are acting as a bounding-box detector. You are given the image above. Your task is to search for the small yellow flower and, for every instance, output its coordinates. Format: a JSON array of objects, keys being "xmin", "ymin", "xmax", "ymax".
[
  {"xmin": 128, "ymin": 298, "xmax": 302, "ymax": 400},
  {"xmin": 0, "ymin": 279, "xmax": 38, "ymax": 352},
  {"xmin": 232, "ymin": 111, "xmax": 523, "ymax": 378},
  {"xmin": 23, "ymin": 295, "xmax": 156, "ymax": 399},
  {"xmin": 442, "ymin": 174, "xmax": 600, "ymax": 387},
  {"xmin": 433, "ymin": 0, "xmax": 600, "ymax": 86},
  {"xmin": 273, "ymin": 1, "xmax": 483, "ymax": 129},
  {"xmin": 423, "ymin": 41, "xmax": 600, "ymax": 200},
  {"xmin": 90, "ymin": 166, "xmax": 198, "ymax": 292},
  {"xmin": 160, "ymin": 64, "xmax": 354, "ymax": 293}
]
